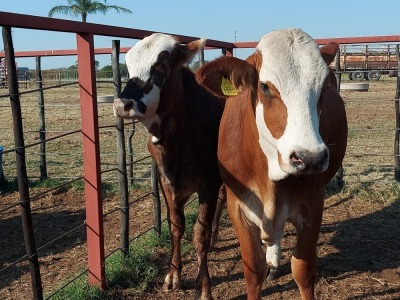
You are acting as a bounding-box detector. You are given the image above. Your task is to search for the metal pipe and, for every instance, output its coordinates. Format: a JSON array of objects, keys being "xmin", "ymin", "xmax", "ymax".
[
  {"xmin": 112, "ymin": 39, "xmax": 129, "ymax": 256},
  {"xmin": 2, "ymin": 26, "xmax": 43, "ymax": 300}
]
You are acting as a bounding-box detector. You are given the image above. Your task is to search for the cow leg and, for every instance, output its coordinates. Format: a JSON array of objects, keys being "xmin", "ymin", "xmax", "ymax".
[
  {"xmin": 161, "ymin": 181, "xmax": 189, "ymax": 291},
  {"xmin": 265, "ymin": 224, "xmax": 284, "ymax": 280},
  {"xmin": 210, "ymin": 184, "xmax": 226, "ymax": 250},
  {"xmin": 266, "ymin": 241, "xmax": 282, "ymax": 280},
  {"xmin": 193, "ymin": 186, "xmax": 219, "ymax": 300},
  {"xmin": 291, "ymin": 196, "xmax": 323, "ymax": 300},
  {"xmin": 227, "ymin": 191, "xmax": 266, "ymax": 300}
]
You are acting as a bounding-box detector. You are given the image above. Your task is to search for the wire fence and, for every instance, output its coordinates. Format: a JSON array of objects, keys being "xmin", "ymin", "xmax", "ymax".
[
  {"xmin": 0, "ymin": 34, "xmax": 162, "ymax": 300},
  {"xmin": 0, "ymin": 87, "xmax": 159, "ymax": 300},
  {"xmin": 337, "ymin": 70, "xmax": 400, "ymax": 185}
]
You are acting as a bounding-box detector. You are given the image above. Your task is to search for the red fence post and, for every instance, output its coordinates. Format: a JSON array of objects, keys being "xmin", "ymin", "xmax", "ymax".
[{"xmin": 76, "ymin": 32, "xmax": 106, "ymax": 289}]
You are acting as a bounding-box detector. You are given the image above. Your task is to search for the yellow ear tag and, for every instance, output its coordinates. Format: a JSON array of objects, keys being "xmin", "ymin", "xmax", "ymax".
[{"xmin": 221, "ymin": 77, "xmax": 237, "ymax": 96}]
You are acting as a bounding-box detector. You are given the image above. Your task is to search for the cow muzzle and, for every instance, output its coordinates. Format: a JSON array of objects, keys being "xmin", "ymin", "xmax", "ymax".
[
  {"xmin": 113, "ymin": 98, "xmax": 135, "ymax": 119},
  {"xmin": 290, "ymin": 147, "xmax": 329, "ymax": 174},
  {"xmin": 280, "ymin": 146, "xmax": 329, "ymax": 175}
]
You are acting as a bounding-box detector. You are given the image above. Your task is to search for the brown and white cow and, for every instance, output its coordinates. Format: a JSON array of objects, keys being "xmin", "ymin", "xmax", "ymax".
[
  {"xmin": 113, "ymin": 33, "xmax": 225, "ymax": 300},
  {"xmin": 196, "ymin": 28, "xmax": 348, "ymax": 299}
]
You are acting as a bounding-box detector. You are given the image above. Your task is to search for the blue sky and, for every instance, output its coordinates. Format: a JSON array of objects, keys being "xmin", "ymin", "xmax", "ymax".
[{"xmin": 2, "ymin": 0, "xmax": 400, "ymax": 69}]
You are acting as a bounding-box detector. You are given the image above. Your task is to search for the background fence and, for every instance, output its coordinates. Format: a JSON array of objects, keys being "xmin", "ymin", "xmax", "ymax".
[{"xmin": 0, "ymin": 11, "xmax": 400, "ymax": 300}]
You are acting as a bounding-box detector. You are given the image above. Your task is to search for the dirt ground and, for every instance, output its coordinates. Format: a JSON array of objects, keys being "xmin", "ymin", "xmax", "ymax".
[
  {"xmin": 110, "ymin": 192, "xmax": 400, "ymax": 300},
  {"xmin": 1, "ymin": 184, "xmax": 399, "ymax": 300},
  {"xmin": 0, "ymin": 186, "xmax": 159, "ymax": 300}
]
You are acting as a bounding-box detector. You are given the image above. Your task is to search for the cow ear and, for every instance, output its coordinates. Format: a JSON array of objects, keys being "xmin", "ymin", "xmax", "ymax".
[
  {"xmin": 196, "ymin": 56, "xmax": 258, "ymax": 98},
  {"xmin": 320, "ymin": 42, "xmax": 339, "ymax": 65},
  {"xmin": 176, "ymin": 38, "xmax": 207, "ymax": 66}
]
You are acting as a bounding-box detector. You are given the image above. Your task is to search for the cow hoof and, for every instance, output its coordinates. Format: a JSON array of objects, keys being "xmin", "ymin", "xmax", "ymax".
[
  {"xmin": 267, "ymin": 267, "xmax": 279, "ymax": 281},
  {"xmin": 194, "ymin": 289, "xmax": 212, "ymax": 300},
  {"xmin": 162, "ymin": 273, "xmax": 181, "ymax": 291}
]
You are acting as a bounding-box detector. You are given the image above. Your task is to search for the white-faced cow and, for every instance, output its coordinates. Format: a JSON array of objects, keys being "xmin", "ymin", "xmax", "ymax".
[
  {"xmin": 196, "ymin": 28, "xmax": 348, "ymax": 299},
  {"xmin": 113, "ymin": 33, "xmax": 225, "ymax": 300}
]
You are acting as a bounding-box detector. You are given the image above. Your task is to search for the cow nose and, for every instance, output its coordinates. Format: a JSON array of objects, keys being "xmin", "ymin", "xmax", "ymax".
[
  {"xmin": 289, "ymin": 151, "xmax": 306, "ymax": 171},
  {"xmin": 289, "ymin": 148, "xmax": 329, "ymax": 173},
  {"xmin": 113, "ymin": 98, "xmax": 133, "ymax": 117}
]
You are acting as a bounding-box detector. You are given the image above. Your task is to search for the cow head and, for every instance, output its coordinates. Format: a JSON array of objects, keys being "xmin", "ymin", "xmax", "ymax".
[
  {"xmin": 197, "ymin": 28, "xmax": 338, "ymax": 181},
  {"xmin": 113, "ymin": 33, "xmax": 206, "ymax": 143}
]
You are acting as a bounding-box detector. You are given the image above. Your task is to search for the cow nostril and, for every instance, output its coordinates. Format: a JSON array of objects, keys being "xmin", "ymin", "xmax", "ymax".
[
  {"xmin": 289, "ymin": 148, "xmax": 329, "ymax": 174},
  {"xmin": 123, "ymin": 100, "xmax": 133, "ymax": 110},
  {"xmin": 290, "ymin": 151, "xmax": 304, "ymax": 167}
]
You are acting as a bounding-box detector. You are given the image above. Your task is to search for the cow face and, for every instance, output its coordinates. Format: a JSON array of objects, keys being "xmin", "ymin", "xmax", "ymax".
[
  {"xmin": 113, "ymin": 33, "xmax": 206, "ymax": 143},
  {"xmin": 197, "ymin": 28, "xmax": 338, "ymax": 181}
]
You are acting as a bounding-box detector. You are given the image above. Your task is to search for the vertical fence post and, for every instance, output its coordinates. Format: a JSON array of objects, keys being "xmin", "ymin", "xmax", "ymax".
[
  {"xmin": 0, "ymin": 145, "xmax": 4, "ymax": 183},
  {"xmin": 2, "ymin": 26, "xmax": 43, "ymax": 300},
  {"xmin": 121, "ymin": 62, "xmax": 135, "ymax": 185},
  {"xmin": 76, "ymin": 32, "xmax": 105, "ymax": 289},
  {"xmin": 36, "ymin": 56, "xmax": 47, "ymax": 179},
  {"xmin": 335, "ymin": 46, "xmax": 342, "ymax": 92},
  {"xmin": 335, "ymin": 46, "xmax": 344, "ymax": 185},
  {"xmin": 151, "ymin": 159, "xmax": 161, "ymax": 236},
  {"xmin": 222, "ymin": 48, "xmax": 234, "ymax": 57},
  {"xmin": 112, "ymin": 40, "xmax": 130, "ymax": 255},
  {"xmin": 394, "ymin": 44, "xmax": 400, "ymax": 181},
  {"xmin": 127, "ymin": 123, "xmax": 135, "ymax": 185},
  {"xmin": 199, "ymin": 47, "xmax": 204, "ymax": 68}
]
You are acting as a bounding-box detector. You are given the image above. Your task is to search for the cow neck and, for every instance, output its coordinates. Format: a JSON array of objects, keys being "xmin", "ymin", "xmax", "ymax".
[
  {"xmin": 219, "ymin": 86, "xmax": 269, "ymax": 187},
  {"xmin": 154, "ymin": 67, "xmax": 186, "ymax": 151}
]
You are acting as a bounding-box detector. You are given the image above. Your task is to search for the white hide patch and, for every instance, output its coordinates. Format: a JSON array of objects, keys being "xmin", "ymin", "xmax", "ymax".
[
  {"xmin": 239, "ymin": 189, "xmax": 289, "ymax": 247},
  {"xmin": 123, "ymin": 34, "xmax": 177, "ymax": 138},
  {"xmin": 138, "ymin": 85, "xmax": 161, "ymax": 118},
  {"xmin": 266, "ymin": 242, "xmax": 281, "ymax": 268},
  {"xmin": 255, "ymin": 28, "xmax": 329, "ymax": 178},
  {"xmin": 125, "ymin": 33, "xmax": 177, "ymax": 82}
]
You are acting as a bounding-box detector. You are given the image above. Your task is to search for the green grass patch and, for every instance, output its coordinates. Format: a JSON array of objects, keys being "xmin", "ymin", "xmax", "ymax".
[
  {"xmin": 48, "ymin": 282, "xmax": 104, "ymax": 300},
  {"xmin": 49, "ymin": 200, "xmax": 199, "ymax": 299}
]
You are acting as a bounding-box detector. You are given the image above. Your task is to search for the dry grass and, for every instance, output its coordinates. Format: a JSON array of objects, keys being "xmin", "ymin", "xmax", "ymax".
[
  {"xmin": 0, "ymin": 81, "xmax": 151, "ymax": 186},
  {"xmin": 340, "ymin": 76, "xmax": 398, "ymax": 184}
]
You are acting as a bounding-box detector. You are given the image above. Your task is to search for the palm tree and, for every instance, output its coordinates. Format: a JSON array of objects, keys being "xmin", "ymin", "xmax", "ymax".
[{"xmin": 48, "ymin": 0, "xmax": 132, "ymax": 23}]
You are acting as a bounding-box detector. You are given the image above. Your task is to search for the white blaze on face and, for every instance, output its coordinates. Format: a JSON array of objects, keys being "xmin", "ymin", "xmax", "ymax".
[
  {"xmin": 126, "ymin": 33, "xmax": 177, "ymax": 82},
  {"xmin": 123, "ymin": 33, "xmax": 178, "ymax": 141},
  {"xmin": 255, "ymin": 28, "xmax": 329, "ymax": 181}
]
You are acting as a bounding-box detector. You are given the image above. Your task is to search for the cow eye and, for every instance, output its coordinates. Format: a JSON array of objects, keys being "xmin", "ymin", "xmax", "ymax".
[
  {"xmin": 159, "ymin": 61, "xmax": 169, "ymax": 71},
  {"xmin": 260, "ymin": 82, "xmax": 270, "ymax": 95}
]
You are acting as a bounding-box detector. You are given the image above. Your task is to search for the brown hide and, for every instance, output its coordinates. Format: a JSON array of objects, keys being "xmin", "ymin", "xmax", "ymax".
[
  {"xmin": 149, "ymin": 66, "xmax": 225, "ymax": 299},
  {"xmin": 197, "ymin": 40, "xmax": 348, "ymax": 300},
  {"xmin": 115, "ymin": 35, "xmax": 225, "ymax": 300}
]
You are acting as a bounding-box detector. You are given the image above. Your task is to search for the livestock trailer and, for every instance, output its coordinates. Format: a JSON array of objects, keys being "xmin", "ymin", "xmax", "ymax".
[{"xmin": 334, "ymin": 44, "xmax": 399, "ymax": 81}]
